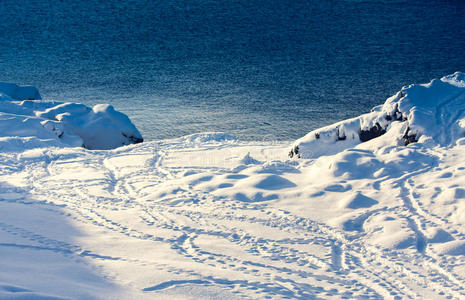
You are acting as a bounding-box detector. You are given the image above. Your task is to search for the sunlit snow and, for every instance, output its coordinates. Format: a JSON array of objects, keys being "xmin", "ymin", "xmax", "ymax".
[{"xmin": 1, "ymin": 75, "xmax": 465, "ymax": 299}]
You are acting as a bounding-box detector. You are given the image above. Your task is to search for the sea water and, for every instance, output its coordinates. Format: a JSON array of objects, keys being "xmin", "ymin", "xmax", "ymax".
[{"xmin": 1, "ymin": 0, "xmax": 465, "ymax": 141}]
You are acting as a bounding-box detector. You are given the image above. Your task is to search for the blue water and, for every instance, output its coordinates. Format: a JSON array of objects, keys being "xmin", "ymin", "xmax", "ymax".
[{"xmin": 1, "ymin": 1, "xmax": 465, "ymax": 141}]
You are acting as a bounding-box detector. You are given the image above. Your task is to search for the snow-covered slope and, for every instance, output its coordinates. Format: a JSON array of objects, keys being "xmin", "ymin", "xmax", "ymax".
[
  {"xmin": 289, "ymin": 72, "xmax": 465, "ymax": 158},
  {"xmin": 0, "ymin": 83, "xmax": 143, "ymax": 150},
  {"xmin": 1, "ymin": 75, "xmax": 465, "ymax": 299}
]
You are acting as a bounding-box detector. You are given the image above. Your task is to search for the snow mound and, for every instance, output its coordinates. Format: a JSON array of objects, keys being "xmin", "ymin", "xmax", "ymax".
[
  {"xmin": 290, "ymin": 72, "xmax": 465, "ymax": 158},
  {"xmin": 339, "ymin": 192, "xmax": 378, "ymax": 209},
  {"xmin": 0, "ymin": 82, "xmax": 41, "ymax": 101},
  {"xmin": 0, "ymin": 83, "xmax": 143, "ymax": 150},
  {"xmin": 253, "ymin": 174, "xmax": 296, "ymax": 190},
  {"xmin": 427, "ymin": 228, "xmax": 454, "ymax": 243},
  {"xmin": 36, "ymin": 103, "xmax": 143, "ymax": 150},
  {"xmin": 435, "ymin": 240, "xmax": 465, "ymax": 256},
  {"xmin": 239, "ymin": 152, "xmax": 261, "ymax": 165}
]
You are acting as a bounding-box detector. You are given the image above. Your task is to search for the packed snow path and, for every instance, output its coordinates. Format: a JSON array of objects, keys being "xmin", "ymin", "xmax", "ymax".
[{"xmin": 1, "ymin": 136, "xmax": 465, "ymax": 299}]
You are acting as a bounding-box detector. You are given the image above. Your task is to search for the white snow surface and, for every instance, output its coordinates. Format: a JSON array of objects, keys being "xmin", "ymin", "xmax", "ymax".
[
  {"xmin": 1, "ymin": 75, "xmax": 465, "ymax": 299},
  {"xmin": 0, "ymin": 83, "xmax": 143, "ymax": 150}
]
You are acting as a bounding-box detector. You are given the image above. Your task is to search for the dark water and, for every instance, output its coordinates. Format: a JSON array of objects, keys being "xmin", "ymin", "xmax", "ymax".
[{"xmin": 1, "ymin": 0, "xmax": 465, "ymax": 141}]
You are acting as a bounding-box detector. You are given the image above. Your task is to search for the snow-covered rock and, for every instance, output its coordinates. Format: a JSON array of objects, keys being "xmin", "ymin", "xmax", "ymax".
[
  {"xmin": 0, "ymin": 82, "xmax": 41, "ymax": 101},
  {"xmin": 0, "ymin": 83, "xmax": 143, "ymax": 150},
  {"xmin": 290, "ymin": 72, "xmax": 465, "ymax": 158},
  {"xmin": 36, "ymin": 103, "xmax": 143, "ymax": 149}
]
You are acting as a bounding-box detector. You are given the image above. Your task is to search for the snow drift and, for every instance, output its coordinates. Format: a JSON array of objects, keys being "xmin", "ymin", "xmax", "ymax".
[
  {"xmin": 290, "ymin": 72, "xmax": 465, "ymax": 158},
  {"xmin": 0, "ymin": 83, "xmax": 143, "ymax": 150}
]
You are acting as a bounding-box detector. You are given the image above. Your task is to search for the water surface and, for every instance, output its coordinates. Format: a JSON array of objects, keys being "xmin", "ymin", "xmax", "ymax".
[{"xmin": 1, "ymin": 0, "xmax": 465, "ymax": 141}]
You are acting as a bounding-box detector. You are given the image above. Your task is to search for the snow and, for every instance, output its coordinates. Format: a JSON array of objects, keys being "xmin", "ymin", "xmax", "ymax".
[
  {"xmin": 0, "ymin": 83, "xmax": 143, "ymax": 150},
  {"xmin": 290, "ymin": 72, "xmax": 465, "ymax": 158},
  {"xmin": 1, "ymin": 74, "xmax": 465, "ymax": 299},
  {"xmin": 0, "ymin": 82, "xmax": 41, "ymax": 101}
]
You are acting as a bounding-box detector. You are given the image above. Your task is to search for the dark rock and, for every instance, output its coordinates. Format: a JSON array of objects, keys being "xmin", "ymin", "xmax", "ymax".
[
  {"xmin": 359, "ymin": 122, "xmax": 386, "ymax": 142},
  {"xmin": 336, "ymin": 128, "xmax": 346, "ymax": 141},
  {"xmin": 289, "ymin": 145, "xmax": 300, "ymax": 158},
  {"xmin": 402, "ymin": 127, "xmax": 418, "ymax": 146},
  {"xmin": 122, "ymin": 133, "xmax": 143, "ymax": 144},
  {"xmin": 385, "ymin": 104, "xmax": 406, "ymax": 122}
]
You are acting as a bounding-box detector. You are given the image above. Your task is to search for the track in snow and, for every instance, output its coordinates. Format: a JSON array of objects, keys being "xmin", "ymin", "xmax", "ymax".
[{"xmin": 0, "ymin": 140, "xmax": 464, "ymax": 299}]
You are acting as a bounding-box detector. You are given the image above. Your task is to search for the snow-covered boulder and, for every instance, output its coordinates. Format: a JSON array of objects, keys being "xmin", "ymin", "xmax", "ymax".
[
  {"xmin": 290, "ymin": 72, "xmax": 465, "ymax": 158},
  {"xmin": 36, "ymin": 103, "xmax": 143, "ymax": 150},
  {"xmin": 0, "ymin": 82, "xmax": 41, "ymax": 101},
  {"xmin": 0, "ymin": 83, "xmax": 143, "ymax": 150}
]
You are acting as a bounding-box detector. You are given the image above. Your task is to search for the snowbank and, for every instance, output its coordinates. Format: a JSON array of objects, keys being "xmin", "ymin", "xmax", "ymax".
[
  {"xmin": 0, "ymin": 82, "xmax": 41, "ymax": 101},
  {"xmin": 0, "ymin": 83, "xmax": 143, "ymax": 150},
  {"xmin": 290, "ymin": 72, "xmax": 465, "ymax": 158}
]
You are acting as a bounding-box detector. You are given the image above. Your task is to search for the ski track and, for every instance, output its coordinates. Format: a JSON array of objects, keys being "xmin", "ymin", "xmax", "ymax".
[{"xmin": 0, "ymin": 141, "xmax": 464, "ymax": 299}]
